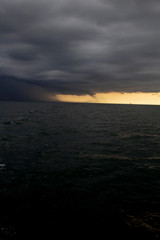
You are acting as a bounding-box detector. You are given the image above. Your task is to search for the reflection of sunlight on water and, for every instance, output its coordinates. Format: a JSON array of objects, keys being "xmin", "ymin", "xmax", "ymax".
[
  {"xmin": 120, "ymin": 133, "xmax": 160, "ymax": 139},
  {"xmin": 148, "ymin": 156, "xmax": 160, "ymax": 160},
  {"xmin": 79, "ymin": 152, "xmax": 132, "ymax": 160},
  {"xmin": 126, "ymin": 213, "xmax": 160, "ymax": 237}
]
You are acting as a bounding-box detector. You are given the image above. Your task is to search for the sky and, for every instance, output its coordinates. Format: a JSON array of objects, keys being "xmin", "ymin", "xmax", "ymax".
[{"xmin": 1, "ymin": 0, "xmax": 160, "ymax": 104}]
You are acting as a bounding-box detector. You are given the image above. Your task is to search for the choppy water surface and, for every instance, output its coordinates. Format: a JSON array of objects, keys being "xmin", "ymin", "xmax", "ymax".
[{"xmin": 0, "ymin": 102, "xmax": 160, "ymax": 239}]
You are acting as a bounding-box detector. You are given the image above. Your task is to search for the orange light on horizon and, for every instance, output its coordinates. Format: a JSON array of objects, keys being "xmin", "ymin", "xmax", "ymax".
[{"xmin": 51, "ymin": 92, "xmax": 160, "ymax": 105}]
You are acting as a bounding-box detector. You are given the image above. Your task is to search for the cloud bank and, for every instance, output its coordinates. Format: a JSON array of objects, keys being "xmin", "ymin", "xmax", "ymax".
[{"xmin": 1, "ymin": 0, "xmax": 160, "ymax": 101}]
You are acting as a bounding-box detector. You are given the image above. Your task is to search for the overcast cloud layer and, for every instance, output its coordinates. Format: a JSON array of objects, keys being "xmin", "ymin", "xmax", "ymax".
[{"xmin": 1, "ymin": 0, "xmax": 160, "ymax": 101}]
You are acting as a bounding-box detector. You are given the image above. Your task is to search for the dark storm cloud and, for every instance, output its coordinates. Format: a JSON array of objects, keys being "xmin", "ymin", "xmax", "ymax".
[
  {"xmin": 0, "ymin": 76, "xmax": 51, "ymax": 101},
  {"xmin": 1, "ymin": 0, "xmax": 160, "ymax": 100}
]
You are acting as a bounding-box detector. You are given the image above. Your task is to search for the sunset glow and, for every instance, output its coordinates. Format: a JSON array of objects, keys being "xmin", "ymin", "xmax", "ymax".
[{"xmin": 54, "ymin": 92, "xmax": 160, "ymax": 105}]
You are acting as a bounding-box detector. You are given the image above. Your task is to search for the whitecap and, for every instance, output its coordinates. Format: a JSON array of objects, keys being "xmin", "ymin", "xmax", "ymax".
[{"xmin": 0, "ymin": 163, "xmax": 6, "ymax": 170}]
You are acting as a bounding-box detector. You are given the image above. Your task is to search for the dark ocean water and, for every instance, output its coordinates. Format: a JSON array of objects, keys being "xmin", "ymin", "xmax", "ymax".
[{"xmin": 0, "ymin": 101, "xmax": 160, "ymax": 239}]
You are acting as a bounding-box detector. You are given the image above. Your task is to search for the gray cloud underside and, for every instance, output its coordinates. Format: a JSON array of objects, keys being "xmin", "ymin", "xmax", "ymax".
[{"xmin": 1, "ymin": 0, "xmax": 160, "ymax": 100}]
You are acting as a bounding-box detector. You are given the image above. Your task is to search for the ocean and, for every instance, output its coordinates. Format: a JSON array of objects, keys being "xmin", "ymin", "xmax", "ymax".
[{"xmin": 0, "ymin": 101, "xmax": 160, "ymax": 239}]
